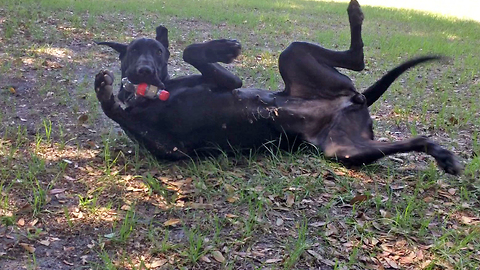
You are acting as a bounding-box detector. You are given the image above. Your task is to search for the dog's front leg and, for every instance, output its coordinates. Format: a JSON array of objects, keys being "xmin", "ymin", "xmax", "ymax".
[{"xmin": 94, "ymin": 70, "xmax": 130, "ymax": 125}]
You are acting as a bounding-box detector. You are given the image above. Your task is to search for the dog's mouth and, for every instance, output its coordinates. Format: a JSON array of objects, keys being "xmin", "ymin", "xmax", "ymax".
[
  {"xmin": 126, "ymin": 75, "xmax": 165, "ymax": 90},
  {"xmin": 122, "ymin": 77, "xmax": 169, "ymax": 101}
]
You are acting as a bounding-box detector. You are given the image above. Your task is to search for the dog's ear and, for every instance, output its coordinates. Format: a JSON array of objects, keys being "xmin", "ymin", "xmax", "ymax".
[
  {"xmin": 95, "ymin": 41, "xmax": 128, "ymax": 59},
  {"xmin": 155, "ymin": 25, "xmax": 169, "ymax": 49}
]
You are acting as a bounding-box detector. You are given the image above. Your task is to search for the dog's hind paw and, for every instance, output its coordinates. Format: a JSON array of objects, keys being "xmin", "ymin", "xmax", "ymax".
[
  {"xmin": 205, "ymin": 39, "xmax": 242, "ymax": 64},
  {"xmin": 94, "ymin": 70, "xmax": 115, "ymax": 102},
  {"xmin": 347, "ymin": 0, "xmax": 364, "ymax": 26},
  {"xmin": 434, "ymin": 149, "xmax": 463, "ymax": 175}
]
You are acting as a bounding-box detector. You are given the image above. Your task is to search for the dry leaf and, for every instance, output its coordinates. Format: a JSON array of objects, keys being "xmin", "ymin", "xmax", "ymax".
[
  {"xmin": 225, "ymin": 214, "xmax": 238, "ymax": 218},
  {"xmin": 265, "ymin": 258, "xmax": 282, "ymax": 263},
  {"xmin": 38, "ymin": 240, "xmax": 50, "ymax": 246},
  {"xmin": 309, "ymin": 221, "xmax": 326, "ymax": 227},
  {"xmin": 63, "ymin": 260, "xmax": 74, "ymax": 266},
  {"xmin": 187, "ymin": 203, "xmax": 213, "ymax": 209},
  {"xmin": 286, "ymin": 192, "xmax": 295, "ymax": 207},
  {"xmin": 77, "ymin": 114, "xmax": 88, "ymax": 124},
  {"xmin": 350, "ymin": 194, "xmax": 370, "ymax": 205},
  {"xmin": 200, "ymin": 256, "xmax": 212, "ymax": 263},
  {"xmin": 17, "ymin": 218, "xmax": 25, "ymax": 227},
  {"xmin": 150, "ymin": 259, "xmax": 167, "ymax": 268},
  {"xmin": 49, "ymin": 188, "xmax": 66, "ymax": 195},
  {"xmin": 63, "ymin": 246, "xmax": 75, "ymax": 252},
  {"xmin": 276, "ymin": 218, "xmax": 284, "ymax": 226},
  {"xmin": 325, "ymin": 223, "xmax": 339, "ymax": 237},
  {"xmin": 212, "ymin": 250, "xmax": 225, "ymax": 263},
  {"xmin": 63, "ymin": 175, "xmax": 75, "ymax": 181},
  {"xmin": 307, "ymin": 249, "xmax": 322, "ymax": 260},
  {"xmin": 81, "ymin": 255, "xmax": 89, "ymax": 265},
  {"xmin": 164, "ymin": 218, "xmax": 181, "ymax": 227},
  {"xmin": 224, "ymin": 184, "xmax": 236, "ymax": 194},
  {"xmin": 227, "ymin": 196, "xmax": 239, "ymax": 203},
  {"xmin": 423, "ymin": 196, "xmax": 434, "ymax": 203},
  {"xmin": 448, "ymin": 188, "xmax": 456, "ymax": 195},
  {"xmin": 29, "ymin": 219, "xmax": 39, "ymax": 227},
  {"xmin": 384, "ymin": 257, "xmax": 400, "ymax": 269},
  {"xmin": 9, "ymin": 87, "xmax": 16, "ymax": 94},
  {"xmin": 121, "ymin": 205, "xmax": 131, "ymax": 211},
  {"xmin": 399, "ymin": 251, "xmax": 416, "ymax": 264},
  {"xmin": 19, "ymin": 243, "xmax": 35, "ymax": 253}
]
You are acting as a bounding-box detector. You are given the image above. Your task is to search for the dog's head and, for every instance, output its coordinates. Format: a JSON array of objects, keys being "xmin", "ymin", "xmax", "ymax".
[{"xmin": 97, "ymin": 25, "xmax": 171, "ymax": 101}]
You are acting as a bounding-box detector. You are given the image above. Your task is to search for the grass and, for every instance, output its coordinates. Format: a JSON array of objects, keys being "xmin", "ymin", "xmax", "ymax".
[{"xmin": 0, "ymin": 0, "xmax": 479, "ymax": 269}]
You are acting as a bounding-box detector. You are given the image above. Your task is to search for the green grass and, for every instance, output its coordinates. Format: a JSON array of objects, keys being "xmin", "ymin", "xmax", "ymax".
[{"xmin": 0, "ymin": 0, "xmax": 479, "ymax": 269}]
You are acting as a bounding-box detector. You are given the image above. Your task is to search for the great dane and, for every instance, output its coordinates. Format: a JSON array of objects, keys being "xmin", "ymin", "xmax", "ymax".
[{"xmin": 94, "ymin": 0, "xmax": 462, "ymax": 175}]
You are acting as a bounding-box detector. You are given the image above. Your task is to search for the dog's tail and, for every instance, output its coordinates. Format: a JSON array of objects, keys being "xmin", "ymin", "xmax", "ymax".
[{"xmin": 362, "ymin": 56, "xmax": 443, "ymax": 107}]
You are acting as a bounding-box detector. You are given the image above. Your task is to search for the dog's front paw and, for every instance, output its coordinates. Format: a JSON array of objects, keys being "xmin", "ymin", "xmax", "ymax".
[
  {"xmin": 347, "ymin": 0, "xmax": 364, "ymax": 26},
  {"xmin": 94, "ymin": 70, "xmax": 114, "ymax": 102},
  {"xmin": 206, "ymin": 39, "xmax": 242, "ymax": 64}
]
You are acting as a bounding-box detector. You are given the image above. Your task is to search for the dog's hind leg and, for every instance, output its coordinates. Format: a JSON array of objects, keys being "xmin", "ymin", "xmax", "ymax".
[
  {"xmin": 278, "ymin": 0, "xmax": 365, "ymax": 98},
  {"xmin": 183, "ymin": 39, "xmax": 243, "ymax": 90},
  {"xmin": 323, "ymin": 137, "xmax": 463, "ymax": 175}
]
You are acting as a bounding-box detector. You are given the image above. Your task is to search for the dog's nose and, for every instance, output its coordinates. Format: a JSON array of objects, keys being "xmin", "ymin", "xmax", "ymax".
[{"xmin": 137, "ymin": 66, "xmax": 154, "ymax": 76}]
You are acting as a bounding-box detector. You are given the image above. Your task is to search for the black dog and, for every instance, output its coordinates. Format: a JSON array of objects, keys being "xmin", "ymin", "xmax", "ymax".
[{"xmin": 94, "ymin": 0, "xmax": 462, "ymax": 175}]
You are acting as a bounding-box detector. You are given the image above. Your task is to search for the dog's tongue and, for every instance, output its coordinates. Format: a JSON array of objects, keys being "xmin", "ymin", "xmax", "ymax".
[{"xmin": 136, "ymin": 83, "xmax": 169, "ymax": 101}]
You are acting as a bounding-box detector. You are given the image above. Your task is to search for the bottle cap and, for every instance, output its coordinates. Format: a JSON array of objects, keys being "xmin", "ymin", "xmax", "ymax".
[{"xmin": 159, "ymin": 90, "xmax": 170, "ymax": 101}]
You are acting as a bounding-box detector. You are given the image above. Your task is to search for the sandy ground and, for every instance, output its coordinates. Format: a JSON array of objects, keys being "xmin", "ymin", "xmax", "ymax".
[{"xmin": 329, "ymin": 0, "xmax": 480, "ymax": 21}]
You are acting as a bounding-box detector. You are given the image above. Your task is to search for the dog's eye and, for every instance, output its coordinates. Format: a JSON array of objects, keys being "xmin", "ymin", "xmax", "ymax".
[{"xmin": 157, "ymin": 50, "xmax": 162, "ymax": 56}]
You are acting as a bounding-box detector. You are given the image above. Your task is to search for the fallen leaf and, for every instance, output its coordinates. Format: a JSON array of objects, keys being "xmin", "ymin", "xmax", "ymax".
[
  {"xmin": 77, "ymin": 114, "xmax": 88, "ymax": 125},
  {"xmin": 17, "ymin": 218, "xmax": 25, "ymax": 227},
  {"xmin": 226, "ymin": 196, "xmax": 239, "ymax": 203},
  {"xmin": 399, "ymin": 251, "xmax": 416, "ymax": 264},
  {"xmin": 423, "ymin": 196, "xmax": 434, "ymax": 203},
  {"xmin": 390, "ymin": 184, "xmax": 406, "ymax": 190},
  {"xmin": 325, "ymin": 223, "xmax": 339, "ymax": 237},
  {"xmin": 81, "ymin": 255, "xmax": 89, "ymax": 265},
  {"xmin": 164, "ymin": 218, "xmax": 181, "ymax": 227},
  {"xmin": 379, "ymin": 209, "xmax": 391, "ymax": 218},
  {"xmin": 448, "ymin": 188, "xmax": 456, "ymax": 195},
  {"xmin": 309, "ymin": 221, "xmax": 327, "ymax": 227},
  {"xmin": 224, "ymin": 184, "xmax": 236, "ymax": 194},
  {"xmin": 121, "ymin": 204, "xmax": 131, "ymax": 211},
  {"xmin": 212, "ymin": 250, "xmax": 225, "ymax": 263},
  {"xmin": 461, "ymin": 216, "xmax": 478, "ymax": 225},
  {"xmin": 307, "ymin": 249, "xmax": 322, "ymax": 260},
  {"xmin": 9, "ymin": 87, "xmax": 16, "ymax": 94},
  {"xmin": 276, "ymin": 218, "xmax": 284, "ymax": 226},
  {"xmin": 187, "ymin": 203, "xmax": 213, "ymax": 209},
  {"xmin": 63, "ymin": 260, "xmax": 74, "ymax": 266},
  {"xmin": 38, "ymin": 240, "xmax": 50, "ymax": 246},
  {"xmin": 29, "ymin": 219, "xmax": 39, "ymax": 227},
  {"xmin": 19, "ymin": 243, "xmax": 35, "ymax": 253},
  {"xmin": 384, "ymin": 257, "xmax": 400, "ymax": 269},
  {"xmin": 265, "ymin": 258, "xmax": 282, "ymax": 263},
  {"xmin": 63, "ymin": 246, "xmax": 75, "ymax": 252},
  {"xmin": 350, "ymin": 194, "xmax": 370, "ymax": 205},
  {"xmin": 150, "ymin": 259, "xmax": 167, "ymax": 268},
  {"xmin": 286, "ymin": 192, "xmax": 295, "ymax": 207},
  {"xmin": 49, "ymin": 188, "xmax": 66, "ymax": 195},
  {"xmin": 104, "ymin": 233, "xmax": 116, "ymax": 239},
  {"xmin": 200, "ymin": 256, "xmax": 212, "ymax": 263},
  {"xmin": 226, "ymin": 214, "xmax": 238, "ymax": 218}
]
